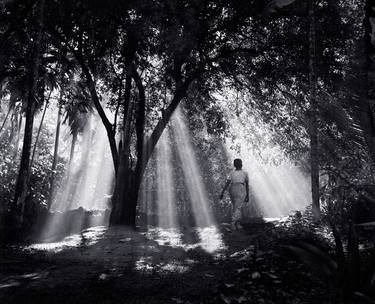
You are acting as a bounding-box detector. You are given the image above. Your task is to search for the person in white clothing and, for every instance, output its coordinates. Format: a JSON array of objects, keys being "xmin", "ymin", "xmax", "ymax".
[{"xmin": 220, "ymin": 158, "xmax": 249, "ymax": 230}]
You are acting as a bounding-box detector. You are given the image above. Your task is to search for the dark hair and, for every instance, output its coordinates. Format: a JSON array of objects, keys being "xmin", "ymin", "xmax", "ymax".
[{"xmin": 234, "ymin": 158, "xmax": 242, "ymax": 169}]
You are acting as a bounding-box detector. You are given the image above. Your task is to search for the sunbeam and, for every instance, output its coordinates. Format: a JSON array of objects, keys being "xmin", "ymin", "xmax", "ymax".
[
  {"xmin": 223, "ymin": 114, "xmax": 310, "ymax": 218},
  {"xmin": 40, "ymin": 114, "xmax": 113, "ymax": 241},
  {"xmin": 171, "ymin": 107, "xmax": 215, "ymax": 228},
  {"xmin": 156, "ymin": 128, "xmax": 178, "ymax": 228}
]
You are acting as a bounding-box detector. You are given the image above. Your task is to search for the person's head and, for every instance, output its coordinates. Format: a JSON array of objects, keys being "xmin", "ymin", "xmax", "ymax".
[{"xmin": 233, "ymin": 158, "xmax": 242, "ymax": 170}]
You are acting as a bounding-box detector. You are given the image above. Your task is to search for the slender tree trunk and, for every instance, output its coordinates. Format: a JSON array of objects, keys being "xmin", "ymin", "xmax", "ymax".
[
  {"xmin": 8, "ymin": 112, "xmax": 16, "ymax": 143},
  {"xmin": 309, "ymin": 0, "xmax": 320, "ymax": 219},
  {"xmin": 48, "ymin": 102, "xmax": 62, "ymax": 210},
  {"xmin": 363, "ymin": 0, "xmax": 375, "ymax": 164},
  {"xmin": 69, "ymin": 132, "xmax": 77, "ymax": 171},
  {"xmin": 0, "ymin": 80, "xmax": 4, "ymax": 111},
  {"xmin": 74, "ymin": 52, "xmax": 119, "ymax": 172},
  {"xmin": 30, "ymin": 90, "xmax": 52, "ymax": 169},
  {"xmin": 0, "ymin": 106, "xmax": 11, "ymax": 134},
  {"xmin": 13, "ymin": 114, "xmax": 22, "ymax": 159},
  {"xmin": 347, "ymin": 223, "xmax": 360, "ymax": 297},
  {"xmin": 12, "ymin": 0, "xmax": 45, "ymax": 223}
]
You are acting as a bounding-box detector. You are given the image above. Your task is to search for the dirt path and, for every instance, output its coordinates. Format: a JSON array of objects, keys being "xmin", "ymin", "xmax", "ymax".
[{"xmin": 0, "ymin": 224, "xmax": 327, "ymax": 304}]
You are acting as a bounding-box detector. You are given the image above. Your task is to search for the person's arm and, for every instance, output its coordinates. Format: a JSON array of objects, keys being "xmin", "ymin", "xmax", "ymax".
[
  {"xmin": 245, "ymin": 173, "xmax": 250, "ymax": 202},
  {"xmin": 245, "ymin": 180, "xmax": 249, "ymax": 202},
  {"xmin": 220, "ymin": 180, "xmax": 230, "ymax": 200}
]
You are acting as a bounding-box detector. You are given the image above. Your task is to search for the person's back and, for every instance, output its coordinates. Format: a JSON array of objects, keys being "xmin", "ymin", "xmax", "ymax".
[
  {"xmin": 229, "ymin": 169, "xmax": 248, "ymax": 185},
  {"xmin": 220, "ymin": 159, "xmax": 249, "ymax": 230}
]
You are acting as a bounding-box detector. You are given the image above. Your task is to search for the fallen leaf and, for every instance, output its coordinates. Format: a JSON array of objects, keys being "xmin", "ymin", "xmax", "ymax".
[
  {"xmin": 237, "ymin": 268, "xmax": 248, "ymax": 274},
  {"xmin": 251, "ymin": 272, "xmax": 261, "ymax": 279},
  {"xmin": 220, "ymin": 294, "xmax": 234, "ymax": 304}
]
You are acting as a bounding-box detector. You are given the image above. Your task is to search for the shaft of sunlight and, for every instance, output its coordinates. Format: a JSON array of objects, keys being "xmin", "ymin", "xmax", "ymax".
[
  {"xmin": 156, "ymin": 129, "xmax": 178, "ymax": 228},
  {"xmin": 172, "ymin": 107, "xmax": 215, "ymax": 227},
  {"xmin": 224, "ymin": 124, "xmax": 310, "ymax": 218},
  {"xmin": 41, "ymin": 114, "xmax": 113, "ymax": 241},
  {"xmin": 51, "ymin": 114, "xmax": 113, "ymax": 213}
]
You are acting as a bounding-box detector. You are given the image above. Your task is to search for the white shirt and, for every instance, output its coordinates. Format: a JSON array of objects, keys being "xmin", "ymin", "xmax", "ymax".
[{"xmin": 228, "ymin": 170, "xmax": 249, "ymax": 184}]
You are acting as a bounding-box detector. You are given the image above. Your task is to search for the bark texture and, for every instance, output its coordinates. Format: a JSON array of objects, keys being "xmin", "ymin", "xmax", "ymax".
[{"xmin": 308, "ymin": 0, "xmax": 320, "ymax": 219}]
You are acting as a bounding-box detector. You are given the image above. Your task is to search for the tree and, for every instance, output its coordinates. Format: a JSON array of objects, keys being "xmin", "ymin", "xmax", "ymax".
[
  {"xmin": 308, "ymin": 0, "xmax": 320, "ymax": 219},
  {"xmin": 42, "ymin": 0, "xmax": 268, "ymax": 226},
  {"xmin": 12, "ymin": 0, "xmax": 45, "ymax": 224}
]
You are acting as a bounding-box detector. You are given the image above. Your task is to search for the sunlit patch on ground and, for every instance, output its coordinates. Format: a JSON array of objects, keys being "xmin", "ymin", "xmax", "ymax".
[
  {"xmin": 135, "ymin": 256, "xmax": 190, "ymax": 274},
  {"xmin": 196, "ymin": 226, "xmax": 227, "ymax": 253},
  {"xmin": 25, "ymin": 226, "xmax": 107, "ymax": 253},
  {"xmin": 145, "ymin": 225, "xmax": 226, "ymax": 254},
  {"xmin": 145, "ymin": 227, "xmax": 184, "ymax": 247},
  {"xmin": 0, "ymin": 272, "xmax": 50, "ymax": 290}
]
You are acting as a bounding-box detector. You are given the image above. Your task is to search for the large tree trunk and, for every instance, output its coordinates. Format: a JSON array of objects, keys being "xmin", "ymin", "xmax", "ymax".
[
  {"xmin": 12, "ymin": 0, "xmax": 45, "ymax": 223},
  {"xmin": 113, "ymin": 66, "xmax": 146, "ymax": 227},
  {"xmin": 308, "ymin": 0, "xmax": 320, "ymax": 219},
  {"xmin": 110, "ymin": 75, "xmax": 191, "ymax": 226},
  {"xmin": 110, "ymin": 64, "xmax": 134, "ymax": 225}
]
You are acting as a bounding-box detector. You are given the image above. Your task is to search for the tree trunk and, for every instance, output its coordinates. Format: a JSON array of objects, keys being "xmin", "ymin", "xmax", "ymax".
[
  {"xmin": 12, "ymin": 113, "xmax": 22, "ymax": 159},
  {"xmin": 0, "ymin": 106, "xmax": 12, "ymax": 134},
  {"xmin": 363, "ymin": 0, "xmax": 375, "ymax": 164},
  {"xmin": 113, "ymin": 66, "xmax": 147, "ymax": 227},
  {"xmin": 308, "ymin": 0, "xmax": 320, "ymax": 220},
  {"xmin": 30, "ymin": 90, "xmax": 51, "ymax": 169},
  {"xmin": 347, "ymin": 223, "xmax": 360, "ymax": 296},
  {"xmin": 74, "ymin": 52, "xmax": 119, "ymax": 172},
  {"xmin": 12, "ymin": 0, "xmax": 45, "ymax": 223},
  {"xmin": 69, "ymin": 132, "xmax": 77, "ymax": 171},
  {"xmin": 48, "ymin": 102, "xmax": 62, "ymax": 210},
  {"xmin": 110, "ymin": 65, "xmax": 134, "ymax": 225},
  {"xmin": 110, "ymin": 76, "xmax": 191, "ymax": 226}
]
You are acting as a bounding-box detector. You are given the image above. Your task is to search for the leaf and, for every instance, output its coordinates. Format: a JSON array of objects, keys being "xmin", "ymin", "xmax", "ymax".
[
  {"xmin": 251, "ymin": 272, "xmax": 261, "ymax": 279},
  {"xmin": 297, "ymin": 241, "xmax": 338, "ymax": 273},
  {"xmin": 237, "ymin": 268, "xmax": 248, "ymax": 274},
  {"xmin": 220, "ymin": 294, "xmax": 235, "ymax": 304},
  {"xmin": 264, "ymin": 0, "xmax": 297, "ymax": 14},
  {"xmin": 266, "ymin": 273, "xmax": 279, "ymax": 280},
  {"xmin": 353, "ymin": 292, "xmax": 375, "ymax": 304},
  {"xmin": 282, "ymin": 243, "xmax": 337, "ymax": 279},
  {"xmin": 236, "ymin": 296, "xmax": 247, "ymax": 303},
  {"xmin": 225, "ymin": 283, "xmax": 235, "ymax": 288}
]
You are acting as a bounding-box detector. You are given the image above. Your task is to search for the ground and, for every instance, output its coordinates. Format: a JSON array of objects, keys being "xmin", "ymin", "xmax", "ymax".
[{"xmin": 0, "ymin": 223, "xmax": 329, "ymax": 304}]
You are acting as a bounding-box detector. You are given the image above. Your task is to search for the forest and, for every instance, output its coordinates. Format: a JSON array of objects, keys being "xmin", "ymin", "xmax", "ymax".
[{"xmin": 0, "ymin": 0, "xmax": 375, "ymax": 303}]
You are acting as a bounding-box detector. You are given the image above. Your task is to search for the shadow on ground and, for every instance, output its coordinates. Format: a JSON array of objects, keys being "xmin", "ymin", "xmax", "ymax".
[{"xmin": 0, "ymin": 222, "xmax": 329, "ymax": 304}]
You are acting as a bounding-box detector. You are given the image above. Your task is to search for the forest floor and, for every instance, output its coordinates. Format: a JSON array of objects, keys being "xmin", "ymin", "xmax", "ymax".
[{"xmin": 0, "ymin": 221, "xmax": 330, "ymax": 304}]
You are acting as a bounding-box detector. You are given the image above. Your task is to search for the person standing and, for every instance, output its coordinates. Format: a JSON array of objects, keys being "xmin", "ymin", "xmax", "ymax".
[{"xmin": 220, "ymin": 158, "xmax": 249, "ymax": 230}]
